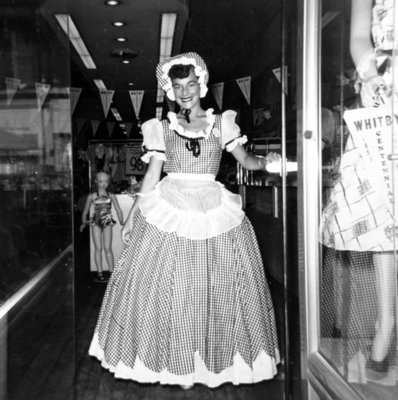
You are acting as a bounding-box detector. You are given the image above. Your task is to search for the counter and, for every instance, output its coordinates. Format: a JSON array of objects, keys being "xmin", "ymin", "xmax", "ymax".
[{"xmin": 90, "ymin": 194, "xmax": 135, "ymax": 271}]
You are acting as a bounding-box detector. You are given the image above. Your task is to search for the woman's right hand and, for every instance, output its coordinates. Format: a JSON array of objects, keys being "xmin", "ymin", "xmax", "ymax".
[{"xmin": 121, "ymin": 223, "xmax": 132, "ymax": 244}]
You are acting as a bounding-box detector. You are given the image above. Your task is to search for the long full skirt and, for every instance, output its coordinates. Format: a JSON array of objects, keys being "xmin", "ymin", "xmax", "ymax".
[{"xmin": 89, "ymin": 176, "xmax": 280, "ymax": 387}]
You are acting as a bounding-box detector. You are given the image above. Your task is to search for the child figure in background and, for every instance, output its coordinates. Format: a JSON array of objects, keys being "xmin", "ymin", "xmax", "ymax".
[{"xmin": 80, "ymin": 172, "xmax": 123, "ymax": 283}]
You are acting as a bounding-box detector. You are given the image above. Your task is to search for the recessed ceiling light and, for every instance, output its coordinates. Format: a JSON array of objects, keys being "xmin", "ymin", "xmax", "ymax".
[
  {"xmin": 116, "ymin": 37, "xmax": 127, "ymax": 42},
  {"xmin": 110, "ymin": 48, "xmax": 137, "ymax": 58},
  {"xmin": 128, "ymin": 82, "xmax": 134, "ymax": 86},
  {"xmin": 105, "ymin": 1, "xmax": 120, "ymax": 6},
  {"xmin": 122, "ymin": 60, "xmax": 130, "ymax": 64},
  {"xmin": 112, "ymin": 21, "xmax": 125, "ymax": 27}
]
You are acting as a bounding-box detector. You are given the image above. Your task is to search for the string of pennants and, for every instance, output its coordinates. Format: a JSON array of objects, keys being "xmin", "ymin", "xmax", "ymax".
[
  {"xmin": 208, "ymin": 66, "xmax": 287, "ymax": 110},
  {"xmin": 4, "ymin": 77, "xmax": 146, "ymax": 120},
  {"xmin": 4, "ymin": 66, "xmax": 287, "ymax": 138}
]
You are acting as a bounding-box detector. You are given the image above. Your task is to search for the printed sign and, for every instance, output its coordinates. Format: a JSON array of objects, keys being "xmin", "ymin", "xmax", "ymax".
[
  {"xmin": 344, "ymin": 106, "xmax": 398, "ymax": 214},
  {"xmin": 125, "ymin": 141, "xmax": 147, "ymax": 176}
]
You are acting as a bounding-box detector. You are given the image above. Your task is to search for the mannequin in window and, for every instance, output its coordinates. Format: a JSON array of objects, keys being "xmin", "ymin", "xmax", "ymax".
[{"xmin": 321, "ymin": 0, "xmax": 397, "ymax": 381}]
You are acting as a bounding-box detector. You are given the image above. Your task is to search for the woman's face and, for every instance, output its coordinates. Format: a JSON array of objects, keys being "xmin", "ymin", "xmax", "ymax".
[{"xmin": 171, "ymin": 68, "xmax": 200, "ymax": 110}]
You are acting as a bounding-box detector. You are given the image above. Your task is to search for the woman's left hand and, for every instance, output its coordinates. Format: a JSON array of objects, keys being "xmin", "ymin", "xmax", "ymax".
[{"xmin": 265, "ymin": 152, "xmax": 281, "ymax": 164}]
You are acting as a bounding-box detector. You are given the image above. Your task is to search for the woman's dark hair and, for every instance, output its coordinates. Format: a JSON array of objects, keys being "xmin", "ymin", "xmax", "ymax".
[{"xmin": 168, "ymin": 64, "xmax": 195, "ymax": 80}]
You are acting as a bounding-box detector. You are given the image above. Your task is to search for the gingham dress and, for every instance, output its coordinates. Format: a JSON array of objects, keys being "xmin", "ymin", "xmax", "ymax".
[{"xmin": 89, "ymin": 109, "xmax": 280, "ymax": 387}]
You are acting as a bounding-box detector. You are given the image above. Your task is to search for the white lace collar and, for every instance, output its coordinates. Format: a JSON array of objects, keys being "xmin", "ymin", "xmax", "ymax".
[{"xmin": 167, "ymin": 108, "xmax": 219, "ymax": 139}]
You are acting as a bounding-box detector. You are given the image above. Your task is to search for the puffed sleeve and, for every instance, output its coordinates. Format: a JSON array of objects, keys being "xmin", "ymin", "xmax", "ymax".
[
  {"xmin": 140, "ymin": 118, "xmax": 167, "ymax": 163},
  {"xmin": 221, "ymin": 110, "xmax": 248, "ymax": 151}
]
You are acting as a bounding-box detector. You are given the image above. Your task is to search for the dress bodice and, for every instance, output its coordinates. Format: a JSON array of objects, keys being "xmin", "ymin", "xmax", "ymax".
[
  {"xmin": 161, "ymin": 115, "xmax": 223, "ymax": 176},
  {"xmin": 140, "ymin": 109, "xmax": 247, "ymax": 174}
]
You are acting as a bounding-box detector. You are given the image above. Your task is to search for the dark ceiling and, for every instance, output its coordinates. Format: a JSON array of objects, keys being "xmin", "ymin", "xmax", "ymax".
[{"xmin": 39, "ymin": 0, "xmax": 284, "ymax": 129}]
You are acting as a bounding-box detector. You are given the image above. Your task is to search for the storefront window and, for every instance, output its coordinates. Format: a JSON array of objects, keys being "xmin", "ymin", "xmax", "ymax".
[
  {"xmin": 0, "ymin": 2, "xmax": 72, "ymax": 302},
  {"xmin": 0, "ymin": 1, "xmax": 74, "ymax": 398},
  {"xmin": 319, "ymin": 0, "xmax": 398, "ymax": 397}
]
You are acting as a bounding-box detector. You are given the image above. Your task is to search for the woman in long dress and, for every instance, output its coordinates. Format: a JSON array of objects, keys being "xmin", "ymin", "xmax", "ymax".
[{"xmin": 89, "ymin": 52, "xmax": 280, "ymax": 388}]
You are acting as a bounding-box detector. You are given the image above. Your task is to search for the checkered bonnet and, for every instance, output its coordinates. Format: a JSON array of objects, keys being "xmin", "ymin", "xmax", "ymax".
[{"xmin": 156, "ymin": 52, "xmax": 209, "ymax": 101}]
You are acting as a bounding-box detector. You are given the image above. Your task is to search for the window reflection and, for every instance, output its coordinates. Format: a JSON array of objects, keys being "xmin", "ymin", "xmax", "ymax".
[
  {"xmin": 319, "ymin": 0, "xmax": 397, "ymax": 397},
  {"xmin": 0, "ymin": 6, "xmax": 72, "ymax": 303}
]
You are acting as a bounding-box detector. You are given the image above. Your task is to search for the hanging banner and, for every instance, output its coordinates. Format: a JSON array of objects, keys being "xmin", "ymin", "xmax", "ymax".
[
  {"xmin": 343, "ymin": 106, "xmax": 398, "ymax": 215},
  {"xmin": 91, "ymin": 120, "xmax": 101, "ymax": 137},
  {"xmin": 69, "ymin": 87, "xmax": 82, "ymax": 114},
  {"xmin": 99, "ymin": 89, "xmax": 114, "ymax": 117},
  {"xmin": 129, "ymin": 90, "xmax": 145, "ymax": 119},
  {"xmin": 125, "ymin": 122, "xmax": 133, "ymax": 138},
  {"xmin": 272, "ymin": 66, "xmax": 288, "ymax": 94},
  {"xmin": 236, "ymin": 77, "xmax": 251, "ymax": 105},
  {"xmin": 35, "ymin": 82, "xmax": 51, "ymax": 111},
  {"xmin": 106, "ymin": 121, "xmax": 115, "ymax": 138},
  {"xmin": 5, "ymin": 77, "xmax": 21, "ymax": 106},
  {"xmin": 210, "ymin": 82, "xmax": 224, "ymax": 111}
]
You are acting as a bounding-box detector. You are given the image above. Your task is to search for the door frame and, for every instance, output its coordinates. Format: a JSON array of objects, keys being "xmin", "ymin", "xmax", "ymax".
[{"xmin": 297, "ymin": 1, "xmax": 362, "ymax": 399}]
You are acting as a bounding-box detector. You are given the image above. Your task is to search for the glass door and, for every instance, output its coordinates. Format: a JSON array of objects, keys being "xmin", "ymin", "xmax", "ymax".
[{"xmin": 299, "ymin": 0, "xmax": 398, "ymax": 399}]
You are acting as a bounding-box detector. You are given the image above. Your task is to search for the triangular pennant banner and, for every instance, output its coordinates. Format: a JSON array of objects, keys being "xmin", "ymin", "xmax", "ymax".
[
  {"xmin": 69, "ymin": 87, "xmax": 82, "ymax": 114},
  {"xmin": 236, "ymin": 77, "xmax": 251, "ymax": 105},
  {"xmin": 272, "ymin": 67, "xmax": 281, "ymax": 83},
  {"xmin": 91, "ymin": 120, "xmax": 101, "ymax": 137},
  {"xmin": 106, "ymin": 121, "xmax": 115, "ymax": 138},
  {"xmin": 129, "ymin": 90, "xmax": 145, "ymax": 118},
  {"xmin": 210, "ymin": 82, "xmax": 224, "ymax": 111},
  {"xmin": 76, "ymin": 118, "xmax": 86, "ymax": 137},
  {"xmin": 99, "ymin": 89, "xmax": 114, "ymax": 117},
  {"xmin": 125, "ymin": 122, "xmax": 133, "ymax": 138},
  {"xmin": 35, "ymin": 82, "xmax": 51, "ymax": 111},
  {"xmin": 5, "ymin": 77, "xmax": 21, "ymax": 106},
  {"xmin": 273, "ymin": 66, "xmax": 288, "ymax": 94}
]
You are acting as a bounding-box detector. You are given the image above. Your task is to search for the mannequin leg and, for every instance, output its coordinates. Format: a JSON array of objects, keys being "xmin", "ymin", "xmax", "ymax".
[
  {"xmin": 91, "ymin": 226, "xmax": 104, "ymax": 279},
  {"xmin": 102, "ymin": 225, "xmax": 114, "ymax": 273},
  {"xmin": 367, "ymin": 252, "xmax": 396, "ymax": 376}
]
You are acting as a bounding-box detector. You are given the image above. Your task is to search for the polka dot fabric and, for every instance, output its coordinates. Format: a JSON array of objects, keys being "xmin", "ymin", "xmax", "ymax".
[{"xmin": 89, "ymin": 112, "xmax": 280, "ymax": 387}]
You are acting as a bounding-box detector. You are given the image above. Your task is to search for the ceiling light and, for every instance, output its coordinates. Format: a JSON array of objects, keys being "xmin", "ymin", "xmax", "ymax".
[
  {"xmin": 128, "ymin": 82, "xmax": 134, "ymax": 86},
  {"xmin": 157, "ymin": 13, "xmax": 177, "ymax": 102},
  {"xmin": 55, "ymin": 14, "xmax": 96, "ymax": 69},
  {"xmin": 156, "ymin": 107, "xmax": 163, "ymax": 120},
  {"xmin": 105, "ymin": 1, "xmax": 120, "ymax": 6},
  {"xmin": 112, "ymin": 21, "xmax": 125, "ymax": 27},
  {"xmin": 94, "ymin": 79, "xmax": 107, "ymax": 90},
  {"xmin": 111, "ymin": 107, "xmax": 123, "ymax": 122},
  {"xmin": 159, "ymin": 13, "xmax": 177, "ymax": 61},
  {"xmin": 116, "ymin": 37, "xmax": 127, "ymax": 42},
  {"xmin": 321, "ymin": 11, "xmax": 340, "ymax": 29},
  {"xmin": 156, "ymin": 86, "xmax": 164, "ymax": 103},
  {"xmin": 110, "ymin": 48, "xmax": 137, "ymax": 58},
  {"xmin": 122, "ymin": 60, "xmax": 130, "ymax": 64}
]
